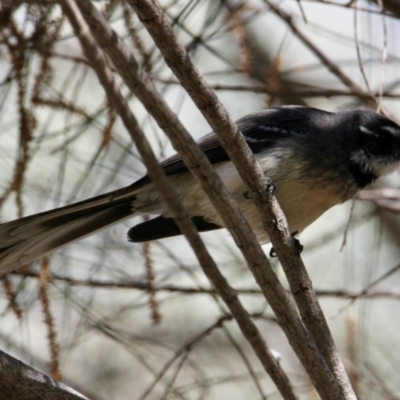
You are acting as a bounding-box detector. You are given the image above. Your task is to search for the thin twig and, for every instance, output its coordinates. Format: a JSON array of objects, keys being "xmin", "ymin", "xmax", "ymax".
[
  {"xmin": 12, "ymin": 269, "xmax": 400, "ymax": 299},
  {"xmin": 38, "ymin": 257, "xmax": 61, "ymax": 381}
]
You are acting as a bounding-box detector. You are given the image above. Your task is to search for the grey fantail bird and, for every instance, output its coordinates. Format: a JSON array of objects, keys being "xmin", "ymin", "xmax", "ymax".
[{"xmin": 0, "ymin": 106, "xmax": 400, "ymax": 274}]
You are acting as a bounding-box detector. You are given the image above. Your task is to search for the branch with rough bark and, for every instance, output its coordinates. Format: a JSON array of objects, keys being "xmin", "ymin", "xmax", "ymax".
[{"xmin": 0, "ymin": 350, "xmax": 88, "ymax": 400}]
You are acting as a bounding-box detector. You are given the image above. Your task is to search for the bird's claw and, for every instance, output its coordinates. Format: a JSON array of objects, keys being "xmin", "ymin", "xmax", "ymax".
[
  {"xmin": 243, "ymin": 190, "xmax": 252, "ymax": 199},
  {"xmin": 266, "ymin": 178, "xmax": 276, "ymax": 195},
  {"xmin": 244, "ymin": 179, "xmax": 276, "ymax": 200},
  {"xmin": 269, "ymin": 231, "xmax": 303, "ymax": 258}
]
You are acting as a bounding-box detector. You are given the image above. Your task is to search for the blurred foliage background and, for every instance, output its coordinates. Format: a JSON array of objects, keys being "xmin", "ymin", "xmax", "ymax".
[{"xmin": 1, "ymin": 0, "xmax": 400, "ymax": 399}]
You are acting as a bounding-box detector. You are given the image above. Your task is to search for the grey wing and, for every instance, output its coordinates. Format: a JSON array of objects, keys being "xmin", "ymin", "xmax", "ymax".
[
  {"xmin": 128, "ymin": 109, "xmax": 291, "ymax": 241},
  {"xmin": 129, "ymin": 132, "xmax": 230, "ymax": 189},
  {"xmin": 129, "ymin": 108, "xmax": 288, "ymax": 189}
]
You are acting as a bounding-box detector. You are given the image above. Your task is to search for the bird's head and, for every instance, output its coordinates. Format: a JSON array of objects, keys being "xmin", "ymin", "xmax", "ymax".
[{"xmin": 340, "ymin": 110, "xmax": 400, "ymax": 187}]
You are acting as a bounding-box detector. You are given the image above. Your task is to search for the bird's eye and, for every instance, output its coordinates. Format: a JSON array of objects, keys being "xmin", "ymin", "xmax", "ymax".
[
  {"xmin": 358, "ymin": 123, "xmax": 397, "ymax": 157},
  {"xmin": 381, "ymin": 125, "xmax": 398, "ymax": 136}
]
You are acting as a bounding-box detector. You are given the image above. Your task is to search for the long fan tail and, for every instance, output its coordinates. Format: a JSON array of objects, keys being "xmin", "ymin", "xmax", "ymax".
[{"xmin": 0, "ymin": 187, "xmax": 137, "ymax": 275}]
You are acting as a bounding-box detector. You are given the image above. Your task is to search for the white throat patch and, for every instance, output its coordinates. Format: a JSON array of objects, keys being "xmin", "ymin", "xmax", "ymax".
[{"xmin": 351, "ymin": 149, "xmax": 400, "ymax": 177}]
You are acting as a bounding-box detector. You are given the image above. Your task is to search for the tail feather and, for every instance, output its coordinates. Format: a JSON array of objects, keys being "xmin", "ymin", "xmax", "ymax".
[{"xmin": 0, "ymin": 187, "xmax": 137, "ymax": 275}]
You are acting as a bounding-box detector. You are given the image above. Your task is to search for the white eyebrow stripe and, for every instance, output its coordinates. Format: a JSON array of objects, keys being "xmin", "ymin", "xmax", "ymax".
[
  {"xmin": 359, "ymin": 125, "xmax": 374, "ymax": 134},
  {"xmin": 381, "ymin": 125, "xmax": 398, "ymax": 135}
]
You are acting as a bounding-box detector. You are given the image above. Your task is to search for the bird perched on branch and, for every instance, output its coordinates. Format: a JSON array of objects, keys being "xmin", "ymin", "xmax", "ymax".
[{"xmin": 0, "ymin": 106, "xmax": 399, "ymax": 274}]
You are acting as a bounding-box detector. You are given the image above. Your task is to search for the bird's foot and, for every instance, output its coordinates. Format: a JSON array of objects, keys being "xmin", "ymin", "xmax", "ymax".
[
  {"xmin": 269, "ymin": 231, "xmax": 303, "ymax": 257},
  {"xmin": 243, "ymin": 178, "xmax": 276, "ymax": 200},
  {"xmin": 243, "ymin": 190, "xmax": 252, "ymax": 199}
]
